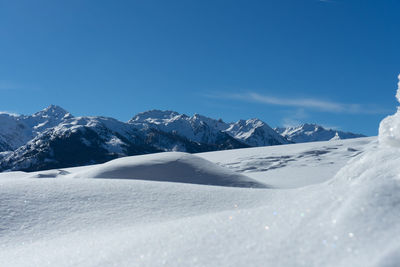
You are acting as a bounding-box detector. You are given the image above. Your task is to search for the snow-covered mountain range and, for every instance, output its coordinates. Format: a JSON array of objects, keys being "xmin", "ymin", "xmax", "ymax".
[
  {"xmin": 275, "ymin": 123, "xmax": 365, "ymax": 143},
  {"xmin": 0, "ymin": 106, "xmax": 364, "ymax": 172}
]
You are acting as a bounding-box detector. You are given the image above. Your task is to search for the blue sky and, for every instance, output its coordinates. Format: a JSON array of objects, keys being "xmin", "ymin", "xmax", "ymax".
[{"xmin": 0, "ymin": 0, "xmax": 399, "ymax": 135}]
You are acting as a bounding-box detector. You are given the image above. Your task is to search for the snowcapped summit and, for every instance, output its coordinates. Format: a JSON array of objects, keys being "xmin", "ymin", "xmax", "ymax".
[
  {"xmin": 0, "ymin": 105, "xmax": 73, "ymax": 152},
  {"xmin": 28, "ymin": 105, "xmax": 73, "ymax": 132},
  {"xmin": 275, "ymin": 123, "xmax": 365, "ymax": 143},
  {"xmin": 33, "ymin": 105, "xmax": 70, "ymax": 119},
  {"xmin": 235, "ymin": 118, "xmax": 267, "ymax": 129},
  {"xmin": 129, "ymin": 110, "xmax": 182, "ymax": 124},
  {"xmin": 225, "ymin": 118, "xmax": 288, "ymax": 146}
]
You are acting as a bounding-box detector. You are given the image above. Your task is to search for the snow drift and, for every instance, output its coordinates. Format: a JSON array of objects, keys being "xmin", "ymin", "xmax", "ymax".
[
  {"xmin": 72, "ymin": 152, "xmax": 267, "ymax": 188},
  {"xmin": 321, "ymin": 74, "xmax": 400, "ymax": 266}
]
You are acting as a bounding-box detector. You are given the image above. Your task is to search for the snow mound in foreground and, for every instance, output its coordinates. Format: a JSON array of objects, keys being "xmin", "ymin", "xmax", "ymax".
[
  {"xmin": 326, "ymin": 74, "xmax": 400, "ymax": 266},
  {"xmin": 72, "ymin": 152, "xmax": 267, "ymax": 188},
  {"xmin": 379, "ymin": 74, "xmax": 400, "ymax": 147}
]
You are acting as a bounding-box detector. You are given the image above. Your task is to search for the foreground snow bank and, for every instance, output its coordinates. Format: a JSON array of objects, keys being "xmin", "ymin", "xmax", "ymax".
[
  {"xmin": 379, "ymin": 74, "xmax": 400, "ymax": 147},
  {"xmin": 326, "ymin": 74, "xmax": 400, "ymax": 266},
  {"xmin": 329, "ymin": 146, "xmax": 400, "ymax": 266},
  {"xmin": 1, "ymin": 137, "xmax": 398, "ymax": 267},
  {"xmin": 0, "ymin": 137, "xmax": 397, "ymax": 266}
]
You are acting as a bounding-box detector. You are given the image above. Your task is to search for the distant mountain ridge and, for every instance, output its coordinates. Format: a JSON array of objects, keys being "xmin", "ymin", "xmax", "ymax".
[
  {"xmin": 0, "ymin": 106, "xmax": 364, "ymax": 172},
  {"xmin": 129, "ymin": 110, "xmax": 287, "ymax": 147},
  {"xmin": 275, "ymin": 123, "xmax": 365, "ymax": 143}
]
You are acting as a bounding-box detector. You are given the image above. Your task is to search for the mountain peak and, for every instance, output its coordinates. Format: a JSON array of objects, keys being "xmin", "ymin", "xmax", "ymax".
[
  {"xmin": 226, "ymin": 118, "xmax": 288, "ymax": 146},
  {"xmin": 34, "ymin": 105, "xmax": 70, "ymax": 118},
  {"xmin": 233, "ymin": 118, "xmax": 264, "ymax": 128},
  {"xmin": 129, "ymin": 110, "xmax": 182, "ymax": 123}
]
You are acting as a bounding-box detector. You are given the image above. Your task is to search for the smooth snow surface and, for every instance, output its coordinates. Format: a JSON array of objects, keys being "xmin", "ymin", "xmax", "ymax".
[
  {"xmin": 199, "ymin": 137, "xmax": 372, "ymax": 188},
  {"xmin": 71, "ymin": 152, "xmax": 266, "ymax": 188},
  {"xmin": 0, "ymin": 136, "xmax": 388, "ymax": 267},
  {"xmin": 1, "ymin": 76, "xmax": 400, "ymax": 266}
]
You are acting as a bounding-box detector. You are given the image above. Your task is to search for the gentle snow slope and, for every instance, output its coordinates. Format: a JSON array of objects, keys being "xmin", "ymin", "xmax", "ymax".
[{"xmin": 199, "ymin": 137, "xmax": 373, "ymax": 188}]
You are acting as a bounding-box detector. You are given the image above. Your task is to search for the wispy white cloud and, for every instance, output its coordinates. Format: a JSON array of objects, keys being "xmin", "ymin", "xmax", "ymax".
[
  {"xmin": 281, "ymin": 108, "xmax": 309, "ymax": 128},
  {"xmin": 279, "ymin": 109, "xmax": 340, "ymax": 129},
  {"xmin": 247, "ymin": 92, "xmax": 347, "ymax": 112},
  {"xmin": 206, "ymin": 92, "xmax": 388, "ymax": 115}
]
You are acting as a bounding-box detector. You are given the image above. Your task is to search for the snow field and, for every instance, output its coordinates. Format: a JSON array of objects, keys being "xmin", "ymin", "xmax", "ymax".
[{"xmin": 1, "ymin": 136, "xmax": 393, "ymax": 267}]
